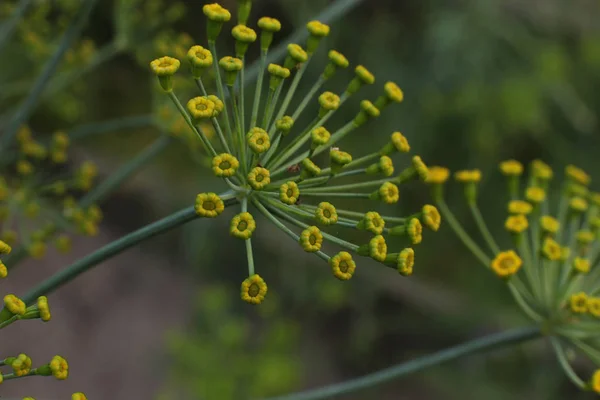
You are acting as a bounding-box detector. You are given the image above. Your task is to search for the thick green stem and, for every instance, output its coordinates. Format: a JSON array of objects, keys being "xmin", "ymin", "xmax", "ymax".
[
  {"xmin": 22, "ymin": 195, "xmax": 237, "ymax": 305},
  {"xmin": 262, "ymin": 326, "xmax": 541, "ymax": 400},
  {"xmin": 0, "ymin": 0, "xmax": 99, "ymax": 153}
]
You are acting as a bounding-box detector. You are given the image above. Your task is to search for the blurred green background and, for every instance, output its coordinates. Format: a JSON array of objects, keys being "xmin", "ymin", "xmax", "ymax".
[{"xmin": 2, "ymin": 0, "xmax": 600, "ymax": 398}]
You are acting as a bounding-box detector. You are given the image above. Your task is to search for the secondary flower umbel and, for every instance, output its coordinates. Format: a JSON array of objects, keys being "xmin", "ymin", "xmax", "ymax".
[
  {"xmin": 150, "ymin": 1, "xmax": 439, "ymax": 305},
  {"xmin": 428, "ymin": 160, "xmax": 600, "ymax": 395}
]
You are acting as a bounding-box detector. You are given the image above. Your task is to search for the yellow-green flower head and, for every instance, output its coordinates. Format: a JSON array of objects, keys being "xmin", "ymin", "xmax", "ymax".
[
  {"xmin": 52, "ymin": 131, "xmax": 70, "ymax": 148},
  {"xmin": 330, "ymin": 251, "xmax": 356, "ymax": 280},
  {"xmin": 541, "ymin": 237, "xmax": 562, "ymax": 261},
  {"xmin": 232, "ymin": 24, "xmax": 256, "ymax": 43},
  {"xmin": 357, "ymin": 211, "xmax": 385, "ymax": 235},
  {"xmin": 328, "ymin": 50, "xmax": 349, "ymax": 68},
  {"xmin": 212, "ymin": 153, "xmax": 240, "ymax": 177},
  {"xmin": 407, "ymin": 218, "xmax": 423, "ymax": 244},
  {"xmin": 187, "ymin": 45, "xmax": 213, "ymax": 68},
  {"xmin": 72, "ymin": 393, "xmax": 88, "ymax": 400},
  {"xmin": 194, "ymin": 193, "xmax": 225, "ymax": 218},
  {"xmin": 540, "ymin": 215, "xmax": 560, "ymax": 234},
  {"xmin": 364, "ymin": 235, "xmax": 388, "ymax": 262},
  {"xmin": 592, "ymin": 370, "xmax": 600, "ymax": 394},
  {"xmin": 318, "ymin": 91, "xmax": 341, "ymax": 113},
  {"xmin": 565, "ymin": 164, "xmax": 591, "ymax": 186},
  {"xmin": 499, "ymin": 160, "xmax": 523, "ymax": 176},
  {"xmin": 37, "ymin": 296, "xmax": 51, "ymax": 321},
  {"xmin": 353, "ymin": 99, "xmax": 380, "ymax": 127},
  {"xmin": 220, "ymin": 56, "xmax": 243, "ymax": 72},
  {"xmin": 47, "ymin": 355, "xmax": 69, "ymax": 380},
  {"xmin": 301, "ymin": 158, "xmax": 321, "ymax": 179},
  {"xmin": 203, "ymin": 3, "xmax": 231, "ymax": 22},
  {"xmin": 241, "ymin": 274, "xmax": 268, "ymax": 305},
  {"xmin": 11, "ymin": 353, "xmax": 32, "ymax": 376},
  {"xmin": 247, "ymin": 127, "xmax": 271, "ymax": 154},
  {"xmin": 426, "ymin": 166, "xmax": 450, "ymax": 184},
  {"xmin": 258, "ymin": 17, "xmax": 281, "ymax": 32},
  {"xmin": 287, "ymin": 44, "xmax": 308, "ymax": 64},
  {"xmin": 491, "ymin": 250, "xmax": 522, "ymax": 279},
  {"xmin": 28, "ymin": 240, "xmax": 46, "ymax": 259},
  {"xmin": 187, "ymin": 96, "xmax": 215, "ymax": 120},
  {"xmin": 279, "ymin": 181, "xmax": 300, "ymax": 205},
  {"xmin": 230, "ymin": 212, "xmax": 256, "ymax": 239},
  {"xmin": 4, "ymin": 294, "xmax": 25, "ymax": 315},
  {"xmin": 17, "ymin": 159, "xmax": 33, "ymax": 175},
  {"xmin": 355, "ymin": 65, "xmax": 375, "ymax": 85},
  {"xmin": 567, "ymin": 183, "xmax": 588, "ymax": 198},
  {"xmin": 422, "ymin": 205, "xmax": 441, "ymax": 231},
  {"xmin": 505, "ymin": 214, "xmax": 528, "ymax": 234},
  {"xmin": 366, "ymin": 155, "xmax": 394, "ymax": 177},
  {"xmin": 150, "ymin": 56, "xmax": 180, "ymax": 77},
  {"xmin": 276, "ymin": 116, "xmax": 294, "ymax": 135},
  {"xmin": 0, "ymin": 261, "xmax": 7, "ymax": 279},
  {"xmin": 330, "ymin": 149, "xmax": 353, "ymax": 174},
  {"xmin": 311, "ymin": 127, "xmax": 331, "ymax": 148},
  {"xmin": 299, "ymin": 226, "xmax": 323, "ymax": 252},
  {"xmin": 573, "ymin": 257, "xmax": 590, "ymax": 274},
  {"xmin": 381, "ymin": 132, "xmax": 410, "ymax": 155},
  {"xmin": 412, "ymin": 155, "xmax": 429, "ymax": 181},
  {"xmin": 570, "ymin": 292, "xmax": 588, "ymax": 314},
  {"xmin": 306, "ymin": 20, "xmax": 330, "ymax": 53},
  {"xmin": 315, "ymin": 202, "xmax": 338, "ymax": 225},
  {"xmin": 384, "ymin": 81, "xmax": 404, "ymax": 103},
  {"xmin": 207, "ymin": 95, "xmax": 224, "ymax": 117},
  {"xmin": 0, "ymin": 239, "xmax": 12, "ymax": 254},
  {"xmin": 372, "ymin": 181, "xmax": 400, "ymax": 204},
  {"xmin": 569, "ymin": 196, "xmax": 588, "ymax": 213},
  {"xmin": 248, "ymin": 167, "xmax": 271, "ymax": 190},
  {"xmin": 396, "ymin": 248, "xmax": 414, "ymax": 276},
  {"xmin": 525, "ymin": 186, "xmax": 546, "ymax": 204},
  {"xmin": 531, "ymin": 159, "xmax": 553, "ymax": 181},
  {"xmin": 268, "ymin": 63, "xmax": 291, "ymax": 89},
  {"xmin": 455, "ymin": 169, "xmax": 481, "ymax": 183},
  {"xmin": 576, "ymin": 230, "xmax": 595, "ymax": 245},
  {"xmin": 588, "ymin": 298, "xmax": 600, "ymax": 318},
  {"xmin": 508, "ymin": 200, "xmax": 533, "ymax": 215}
]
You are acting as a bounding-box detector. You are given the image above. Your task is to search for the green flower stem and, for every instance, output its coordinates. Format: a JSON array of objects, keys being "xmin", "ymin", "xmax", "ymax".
[
  {"xmin": 571, "ymin": 338, "xmax": 600, "ymax": 365},
  {"xmin": 301, "ymin": 178, "xmax": 390, "ymax": 193},
  {"xmin": 265, "ymin": 116, "xmax": 319, "ymax": 169},
  {"xmin": 264, "ymin": 199, "xmax": 359, "ymax": 251},
  {"xmin": 209, "ymin": 41, "xmax": 235, "ymax": 151},
  {"xmin": 228, "ymin": 86, "xmax": 247, "ymax": 170},
  {"xmin": 4, "ymin": 134, "xmax": 173, "ymax": 270},
  {"xmin": 468, "ymin": 203, "xmax": 500, "ymax": 255},
  {"xmin": 559, "ymin": 218, "xmax": 580, "ymax": 288},
  {"xmin": 242, "ymin": 198, "xmax": 255, "ymax": 276},
  {"xmin": 240, "ymin": 58, "xmax": 246, "ymax": 140},
  {"xmin": 436, "ymin": 198, "xmax": 491, "ymax": 267},
  {"xmin": 555, "ymin": 189, "xmax": 569, "ymax": 244},
  {"xmin": 250, "ymin": 49, "xmax": 268, "ymax": 129},
  {"xmin": 167, "ymin": 91, "xmax": 217, "ymax": 157},
  {"xmin": 265, "ymin": 83, "xmax": 285, "ymax": 131},
  {"xmin": 267, "ymin": 168, "xmax": 365, "ymax": 189},
  {"xmin": 1, "ymin": 371, "xmax": 36, "ymax": 381},
  {"xmin": 0, "ymin": 0, "xmax": 33, "ymax": 52},
  {"xmin": 252, "ymin": 199, "xmax": 329, "ymax": 262},
  {"xmin": 517, "ymin": 235, "xmax": 543, "ymax": 302},
  {"xmin": 195, "ymin": 77, "xmax": 208, "ymax": 96},
  {"xmin": 322, "ymin": 153, "xmax": 379, "ymax": 174},
  {"xmin": 211, "ymin": 115, "xmax": 233, "ymax": 155},
  {"xmin": 269, "ymin": 60, "xmax": 311, "ymax": 132},
  {"xmin": 21, "ymin": 194, "xmax": 238, "ymax": 305},
  {"xmin": 507, "ymin": 283, "xmax": 543, "ymax": 322},
  {"xmin": 290, "ymin": 76, "xmax": 327, "ymax": 121},
  {"xmin": 550, "ymin": 337, "xmax": 587, "ymax": 389},
  {"xmin": 0, "ymin": 0, "xmax": 99, "ymax": 153},
  {"xmin": 261, "ymin": 88, "xmax": 276, "ymax": 129},
  {"xmin": 262, "ymin": 326, "xmax": 541, "ymax": 400},
  {"xmin": 0, "ymin": 315, "xmax": 19, "ymax": 330},
  {"xmin": 299, "ymin": 203, "xmax": 405, "ymax": 225},
  {"xmin": 297, "ymin": 192, "xmax": 371, "ymax": 199}
]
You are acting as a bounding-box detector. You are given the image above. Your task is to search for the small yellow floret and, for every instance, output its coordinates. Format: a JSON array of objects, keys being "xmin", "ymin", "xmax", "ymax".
[
  {"xmin": 150, "ymin": 56, "xmax": 180, "ymax": 76},
  {"xmin": 565, "ymin": 164, "xmax": 591, "ymax": 186},
  {"xmin": 541, "ymin": 237, "xmax": 562, "ymax": 261},
  {"xmin": 508, "ymin": 200, "xmax": 533, "ymax": 215},
  {"xmin": 212, "ymin": 153, "xmax": 240, "ymax": 177},
  {"xmin": 299, "ymin": 226, "xmax": 323, "ymax": 253},
  {"xmin": 570, "ymin": 292, "xmax": 588, "ymax": 314},
  {"xmin": 241, "ymin": 274, "xmax": 268, "ymax": 305},
  {"xmin": 315, "ymin": 202, "xmax": 338, "ymax": 225},
  {"xmin": 422, "ymin": 205, "xmax": 441, "ymax": 231},
  {"xmin": 330, "ymin": 251, "xmax": 356, "ymax": 280},
  {"xmin": 279, "ymin": 181, "xmax": 300, "ymax": 205},
  {"xmin": 230, "ymin": 212, "xmax": 256, "ymax": 239},
  {"xmin": 573, "ymin": 257, "xmax": 590, "ymax": 274},
  {"xmin": 540, "ymin": 215, "xmax": 560, "ymax": 234},
  {"xmin": 426, "ymin": 166, "xmax": 450, "ymax": 184},
  {"xmin": 505, "ymin": 214, "xmax": 528, "ymax": 234},
  {"xmin": 491, "ymin": 250, "xmax": 522, "ymax": 278},
  {"xmin": 194, "ymin": 193, "xmax": 225, "ymax": 218},
  {"xmin": 247, "ymin": 167, "xmax": 271, "ymax": 190},
  {"xmin": 525, "ymin": 187, "xmax": 546, "ymax": 204},
  {"xmin": 499, "ymin": 160, "xmax": 523, "ymax": 176}
]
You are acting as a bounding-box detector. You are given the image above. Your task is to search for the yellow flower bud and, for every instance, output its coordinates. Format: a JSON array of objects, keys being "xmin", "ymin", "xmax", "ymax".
[
  {"xmin": 357, "ymin": 235, "xmax": 387, "ymax": 262},
  {"xmin": 241, "ymin": 274, "xmax": 268, "ymax": 305},
  {"xmin": 540, "ymin": 215, "xmax": 559, "ymax": 234},
  {"xmin": 374, "ymin": 81, "xmax": 404, "ymax": 109},
  {"xmin": 531, "ymin": 159, "xmax": 553, "ymax": 181},
  {"xmin": 570, "ymin": 292, "xmax": 588, "ymax": 314},
  {"xmin": 301, "ymin": 158, "xmax": 321, "ymax": 180},
  {"xmin": 323, "ymin": 50, "xmax": 349, "ymax": 79},
  {"xmin": 576, "ymin": 230, "xmax": 595, "ymax": 245},
  {"xmin": 499, "ymin": 160, "xmax": 523, "ymax": 176},
  {"xmin": 186, "ymin": 45, "xmax": 213, "ymax": 78},
  {"xmin": 306, "ymin": 20, "xmax": 330, "ymax": 53},
  {"xmin": 508, "ymin": 200, "xmax": 532, "ymax": 215},
  {"xmin": 212, "ymin": 153, "xmax": 240, "ymax": 177},
  {"xmin": 370, "ymin": 181, "xmax": 399, "ymax": 204},
  {"xmin": 569, "ymin": 196, "xmax": 588, "ymax": 213},
  {"xmin": 267, "ymin": 63, "xmax": 290, "ymax": 89},
  {"xmin": 525, "ymin": 187, "xmax": 546, "ymax": 204},
  {"xmin": 573, "ymin": 257, "xmax": 590, "ymax": 274},
  {"xmin": 247, "ymin": 127, "xmax": 271, "ymax": 154},
  {"xmin": 366, "ymin": 155, "xmax": 394, "ymax": 177},
  {"xmin": 330, "ymin": 149, "xmax": 353, "ymax": 174},
  {"xmin": 356, "ymin": 211, "xmax": 385, "ymax": 235},
  {"xmin": 3, "ymin": 294, "xmax": 26, "ymax": 316},
  {"xmin": 311, "ymin": 127, "xmax": 331, "ymax": 149},
  {"xmin": 426, "ymin": 166, "xmax": 450, "ymax": 184},
  {"xmin": 37, "ymin": 296, "xmax": 51, "ymax": 322},
  {"xmin": 207, "ymin": 95, "xmax": 224, "ymax": 117},
  {"xmin": 353, "ymin": 99, "xmax": 380, "ymax": 127},
  {"xmin": 412, "ymin": 156, "xmax": 429, "ymax": 181},
  {"xmin": 150, "ymin": 56, "xmax": 181, "ymax": 92},
  {"xmin": 230, "ymin": 212, "xmax": 256, "ymax": 239},
  {"xmin": 279, "ymin": 181, "xmax": 300, "ymax": 205},
  {"xmin": 72, "ymin": 393, "xmax": 88, "ymax": 400},
  {"xmin": 0, "ymin": 240, "xmax": 12, "ymax": 254},
  {"xmin": 187, "ymin": 96, "xmax": 215, "ymax": 120},
  {"xmin": 194, "ymin": 193, "xmax": 225, "ymax": 218},
  {"xmin": 219, "ymin": 56, "xmax": 243, "ymax": 86},
  {"xmin": 49, "ymin": 355, "xmax": 69, "ymax": 380},
  {"xmin": 491, "ymin": 250, "xmax": 522, "ymax": 279},
  {"xmin": 505, "ymin": 214, "xmax": 528, "ymax": 234},
  {"xmin": 232, "ymin": 24, "xmax": 257, "ymax": 57},
  {"xmin": 299, "ymin": 226, "xmax": 323, "ymax": 252},
  {"xmin": 330, "ymin": 251, "xmax": 356, "ymax": 280},
  {"xmin": 315, "ymin": 202, "xmax": 338, "ymax": 225},
  {"xmin": 392, "ymin": 248, "xmax": 415, "ymax": 276},
  {"xmin": 203, "ymin": 3, "xmax": 231, "ymax": 41},
  {"xmin": 10, "ymin": 353, "xmax": 32, "ymax": 376},
  {"xmin": 541, "ymin": 237, "xmax": 561, "ymax": 261},
  {"xmin": 276, "ymin": 116, "xmax": 294, "ymax": 136},
  {"xmin": 380, "ymin": 131, "xmax": 410, "ymax": 155},
  {"xmin": 565, "ymin": 164, "xmax": 590, "ymax": 186},
  {"xmin": 422, "ymin": 205, "xmax": 441, "ymax": 231},
  {"xmin": 318, "ymin": 91, "xmax": 340, "ymax": 117},
  {"xmin": 258, "ymin": 17, "xmax": 281, "ymax": 49},
  {"xmin": 0, "ymin": 261, "xmax": 7, "ymax": 279},
  {"xmin": 247, "ymin": 167, "xmax": 270, "ymax": 190}
]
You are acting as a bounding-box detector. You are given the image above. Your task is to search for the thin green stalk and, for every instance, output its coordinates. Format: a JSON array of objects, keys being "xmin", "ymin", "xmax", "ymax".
[
  {"xmin": 265, "ymin": 84, "xmax": 284, "ymax": 130},
  {"xmin": 436, "ymin": 198, "xmax": 491, "ymax": 267},
  {"xmin": 208, "ymin": 41, "xmax": 234, "ymax": 149},
  {"xmin": 68, "ymin": 115, "xmax": 155, "ymax": 141},
  {"xmin": 0, "ymin": 0, "xmax": 99, "ymax": 153},
  {"xmin": 0, "ymin": 0, "xmax": 33, "ymax": 52},
  {"xmin": 241, "ymin": 198, "xmax": 255, "ymax": 276},
  {"xmin": 250, "ymin": 50, "xmax": 268, "ymax": 129},
  {"xmin": 269, "ymin": 61, "xmax": 311, "ymax": 132},
  {"xmin": 550, "ymin": 337, "xmax": 587, "ymax": 389},
  {"xmin": 507, "ymin": 282, "xmax": 543, "ymax": 322},
  {"xmin": 22, "ymin": 194, "xmax": 238, "ymax": 304},
  {"xmin": 261, "ymin": 88, "xmax": 276, "ymax": 129},
  {"xmin": 265, "ymin": 116, "xmax": 319, "ymax": 169},
  {"xmin": 252, "ymin": 199, "xmax": 329, "ymax": 262},
  {"xmin": 517, "ymin": 236, "xmax": 542, "ymax": 301},
  {"xmin": 469, "ymin": 203, "xmax": 500, "ymax": 255},
  {"xmin": 301, "ymin": 178, "xmax": 389, "ymax": 193},
  {"xmin": 262, "ymin": 326, "xmax": 541, "ymax": 400},
  {"xmin": 167, "ymin": 91, "xmax": 216, "ymax": 156},
  {"xmin": 240, "ymin": 58, "xmax": 246, "ymax": 138},
  {"xmin": 0, "ymin": 315, "xmax": 19, "ymax": 330},
  {"xmin": 298, "ymin": 192, "xmax": 371, "ymax": 199},
  {"xmin": 290, "ymin": 76, "xmax": 327, "ymax": 121}
]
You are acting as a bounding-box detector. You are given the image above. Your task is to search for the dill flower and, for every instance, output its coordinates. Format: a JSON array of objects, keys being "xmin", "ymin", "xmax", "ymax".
[
  {"xmin": 279, "ymin": 181, "xmax": 300, "ymax": 205},
  {"xmin": 570, "ymin": 292, "xmax": 588, "ymax": 314},
  {"xmin": 299, "ymin": 226, "xmax": 323, "ymax": 253},
  {"xmin": 37, "ymin": 296, "xmax": 51, "ymax": 322},
  {"xmin": 330, "ymin": 251, "xmax": 356, "ymax": 280},
  {"xmin": 240, "ymin": 274, "xmax": 268, "ymax": 304},
  {"xmin": 230, "ymin": 212, "xmax": 256, "ymax": 239},
  {"xmin": 541, "ymin": 237, "xmax": 562, "ymax": 261},
  {"xmin": 499, "ymin": 160, "xmax": 523, "ymax": 176},
  {"xmin": 525, "ymin": 186, "xmax": 546, "ymax": 204},
  {"xmin": 491, "ymin": 250, "xmax": 522, "ymax": 279},
  {"xmin": 3, "ymin": 294, "xmax": 26, "ymax": 316},
  {"xmin": 565, "ymin": 165, "xmax": 590, "ymax": 186},
  {"xmin": 508, "ymin": 200, "xmax": 533, "ymax": 215},
  {"xmin": 72, "ymin": 393, "xmax": 88, "ymax": 400},
  {"xmin": 10, "ymin": 353, "xmax": 32, "ymax": 376},
  {"xmin": 540, "ymin": 215, "xmax": 560, "ymax": 235},
  {"xmin": 573, "ymin": 257, "xmax": 590, "ymax": 274},
  {"xmin": 570, "ymin": 196, "xmax": 588, "ymax": 213},
  {"xmin": 505, "ymin": 214, "xmax": 529, "ymax": 234},
  {"xmin": 49, "ymin": 355, "xmax": 69, "ymax": 380},
  {"xmin": 152, "ymin": 6, "xmax": 437, "ymax": 306},
  {"xmin": 588, "ymin": 298, "xmax": 600, "ymax": 318},
  {"xmin": 150, "ymin": 56, "xmax": 181, "ymax": 91},
  {"xmin": 195, "ymin": 193, "xmax": 225, "ymax": 218},
  {"xmin": 426, "ymin": 166, "xmax": 450, "ymax": 184}
]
